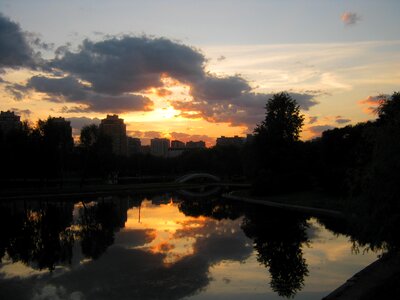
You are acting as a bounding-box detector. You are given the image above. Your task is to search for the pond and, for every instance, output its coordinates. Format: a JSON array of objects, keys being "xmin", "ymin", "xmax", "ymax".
[{"xmin": 0, "ymin": 193, "xmax": 382, "ymax": 300}]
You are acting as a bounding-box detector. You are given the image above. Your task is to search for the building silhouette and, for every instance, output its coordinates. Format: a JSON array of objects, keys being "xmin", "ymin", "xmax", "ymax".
[
  {"xmin": 171, "ymin": 140, "xmax": 185, "ymax": 148},
  {"xmin": 127, "ymin": 137, "xmax": 141, "ymax": 156},
  {"xmin": 186, "ymin": 141, "xmax": 206, "ymax": 149},
  {"xmin": 150, "ymin": 138, "xmax": 170, "ymax": 157},
  {"xmin": 216, "ymin": 135, "xmax": 245, "ymax": 147},
  {"xmin": 99, "ymin": 115, "xmax": 127, "ymax": 156},
  {"xmin": 49, "ymin": 117, "xmax": 73, "ymax": 147},
  {"xmin": 0, "ymin": 111, "xmax": 22, "ymax": 134}
]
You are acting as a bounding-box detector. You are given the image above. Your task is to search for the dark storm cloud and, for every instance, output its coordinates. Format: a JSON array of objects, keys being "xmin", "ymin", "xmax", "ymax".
[{"xmin": 0, "ymin": 14, "xmax": 36, "ymax": 69}]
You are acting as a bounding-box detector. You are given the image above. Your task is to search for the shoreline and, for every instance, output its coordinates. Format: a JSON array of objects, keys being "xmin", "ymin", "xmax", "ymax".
[{"xmin": 222, "ymin": 191, "xmax": 345, "ymax": 218}]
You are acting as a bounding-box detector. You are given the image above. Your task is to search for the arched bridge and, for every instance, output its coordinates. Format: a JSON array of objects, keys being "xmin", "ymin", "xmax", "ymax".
[{"xmin": 175, "ymin": 173, "xmax": 221, "ymax": 184}]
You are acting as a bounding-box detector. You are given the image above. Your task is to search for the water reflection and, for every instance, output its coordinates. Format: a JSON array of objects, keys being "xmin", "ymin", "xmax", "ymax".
[
  {"xmin": 0, "ymin": 194, "xmax": 386, "ymax": 300},
  {"xmin": 241, "ymin": 208, "xmax": 309, "ymax": 298}
]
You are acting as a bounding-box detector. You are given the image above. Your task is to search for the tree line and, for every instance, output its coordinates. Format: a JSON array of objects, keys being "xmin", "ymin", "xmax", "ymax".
[{"xmin": 1, "ymin": 91, "xmax": 399, "ymax": 208}]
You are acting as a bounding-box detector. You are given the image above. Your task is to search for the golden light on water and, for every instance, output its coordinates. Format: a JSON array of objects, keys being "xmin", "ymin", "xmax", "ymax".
[{"xmin": 123, "ymin": 200, "xmax": 208, "ymax": 264}]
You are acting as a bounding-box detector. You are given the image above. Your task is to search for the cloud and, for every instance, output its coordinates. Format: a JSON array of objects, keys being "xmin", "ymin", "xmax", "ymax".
[
  {"xmin": 217, "ymin": 55, "xmax": 226, "ymax": 61},
  {"xmin": 155, "ymin": 88, "xmax": 173, "ymax": 97},
  {"xmin": 172, "ymin": 91, "xmax": 319, "ymax": 129},
  {"xmin": 0, "ymin": 14, "xmax": 36, "ymax": 69},
  {"xmin": 9, "ymin": 108, "xmax": 32, "ymax": 118},
  {"xmin": 5, "ymin": 83, "xmax": 30, "ymax": 100},
  {"xmin": 341, "ymin": 12, "xmax": 361, "ymax": 26},
  {"xmin": 191, "ymin": 75, "xmax": 251, "ymax": 101},
  {"xmin": 11, "ymin": 75, "xmax": 154, "ymax": 113},
  {"xmin": 308, "ymin": 125, "xmax": 334, "ymax": 136},
  {"xmin": 358, "ymin": 95, "xmax": 387, "ymax": 114},
  {"xmin": 49, "ymin": 36, "xmax": 206, "ymax": 95},
  {"xmin": 335, "ymin": 116, "xmax": 351, "ymax": 124},
  {"xmin": 7, "ymin": 34, "xmax": 321, "ymax": 125},
  {"xmin": 65, "ymin": 116, "xmax": 101, "ymax": 136},
  {"xmin": 308, "ymin": 116, "xmax": 318, "ymax": 124}
]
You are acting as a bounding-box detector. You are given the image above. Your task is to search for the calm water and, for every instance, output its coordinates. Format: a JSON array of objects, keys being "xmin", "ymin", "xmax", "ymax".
[{"xmin": 0, "ymin": 193, "xmax": 381, "ymax": 300}]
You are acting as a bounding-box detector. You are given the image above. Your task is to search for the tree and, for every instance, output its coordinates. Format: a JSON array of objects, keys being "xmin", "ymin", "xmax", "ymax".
[
  {"xmin": 254, "ymin": 92, "xmax": 304, "ymax": 147},
  {"xmin": 251, "ymin": 92, "xmax": 305, "ymax": 195}
]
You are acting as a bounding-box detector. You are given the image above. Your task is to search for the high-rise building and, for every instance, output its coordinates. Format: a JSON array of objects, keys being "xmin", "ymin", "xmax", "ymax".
[
  {"xmin": 186, "ymin": 141, "xmax": 206, "ymax": 149},
  {"xmin": 171, "ymin": 140, "xmax": 185, "ymax": 148},
  {"xmin": 127, "ymin": 137, "xmax": 141, "ymax": 156},
  {"xmin": 150, "ymin": 138, "xmax": 170, "ymax": 157},
  {"xmin": 216, "ymin": 135, "xmax": 245, "ymax": 147},
  {"xmin": 99, "ymin": 114, "xmax": 127, "ymax": 156},
  {"xmin": 0, "ymin": 111, "xmax": 22, "ymax": 134}
]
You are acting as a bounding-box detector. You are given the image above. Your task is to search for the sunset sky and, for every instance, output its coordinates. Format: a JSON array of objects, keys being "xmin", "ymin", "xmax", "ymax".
[{"xmin": 1, "ymin": 0, "xmax": 399, "ymax": 145}]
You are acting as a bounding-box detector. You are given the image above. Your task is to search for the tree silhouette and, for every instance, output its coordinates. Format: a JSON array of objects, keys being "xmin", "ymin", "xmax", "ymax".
[
  {"xmin": 252, "ymin": 92, "xmax": 306, "ymax": 195},
  {"xmin": 254, "ymin": 92, "xmax": 304, "ymax": 146}
]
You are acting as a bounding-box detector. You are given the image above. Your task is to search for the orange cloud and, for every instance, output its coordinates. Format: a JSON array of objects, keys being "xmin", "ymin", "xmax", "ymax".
[
  {"xmin": 156, "ymin": 88, "xmax": 173, "ymax": 97},
  {"xmin": 358, "ymin": 95, "xmax": 386, "ymax": 114}
]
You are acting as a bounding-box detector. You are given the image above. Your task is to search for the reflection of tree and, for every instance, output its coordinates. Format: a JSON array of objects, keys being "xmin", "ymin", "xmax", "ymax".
[
  {"xmin": 178, "ymin": 197, "xmax": 242, "ymax": 221},
  {"xmin": 0, "ymin": 199, "xmax": 126, "ymax": 271},
  {"xmin": 241, "ymin": 207, "xmax": 309, "ymax": 298},
  {"xmin": 79, "ymin": 201, "xmax": 122, "ymax": 259},
  {"xmin": 4, "ymin": 203, "xmax": 74, "ymax": 271}
]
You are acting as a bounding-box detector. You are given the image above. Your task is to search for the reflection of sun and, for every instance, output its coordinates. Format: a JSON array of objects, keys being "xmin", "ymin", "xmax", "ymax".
[{"xmin": 123, "ymin": 200, "xmax": 208, "ymax": 264}]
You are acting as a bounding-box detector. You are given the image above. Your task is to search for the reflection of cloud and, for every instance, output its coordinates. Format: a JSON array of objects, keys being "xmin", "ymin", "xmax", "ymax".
[
  {"xmin": 114, "ymin": 229, "xmax": 156, "ymax": 247},
  {"xmin": 47, "ymin": 245, "xmax": 207, "ymax": 299},
  {"xmin": 32, "ymin": 285, "xmax": 84, "ymax": 300},
  {"xmin": 175, "ymin": 218, "xmax": 253, "ymax": 264},
  {"xmin": 32, "ymin": 205, "xmax": 252, "ymax": 300}
]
